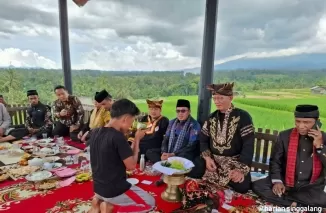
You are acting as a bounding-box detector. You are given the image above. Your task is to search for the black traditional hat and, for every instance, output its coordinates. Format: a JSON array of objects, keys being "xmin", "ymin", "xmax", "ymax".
[
  {"xmin": 95, "ymin": 89, "xmax": 112, "ymax": 103},
  {"xmin": 294, "ymin": 105, "xmax": 319, "ymax": 118},
  {"xmin": 207, "ymin": 82, "xmax": 234, "ymax": 96},
  {"xmin": 27, "ymin": 90, "xmax": 38, "ymax": 96},
  {"xmin": 176, "ymin": 99, "xmax": 190, "ymax": 109},
  {"xmin": 94, "ymin": 92, "xmax": 99, "ymax": 99}
]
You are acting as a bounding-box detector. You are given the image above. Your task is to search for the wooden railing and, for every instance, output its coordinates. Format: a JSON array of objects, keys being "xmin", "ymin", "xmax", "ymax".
[{"xmin": 5, "ymin": 104, "xmax": 277, "ymax": 173}]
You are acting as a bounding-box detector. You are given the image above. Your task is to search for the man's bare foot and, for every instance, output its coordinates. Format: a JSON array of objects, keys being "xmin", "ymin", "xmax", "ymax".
[
  {"xmin": 100, "ymin": 202, "xmax": 114, "ymax": 213},
  {"xmin": 87, "ymin": 197, "xmax": 101, "ymax": 213}
]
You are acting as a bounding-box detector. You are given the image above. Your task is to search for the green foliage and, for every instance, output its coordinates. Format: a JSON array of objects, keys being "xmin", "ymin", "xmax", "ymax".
[{"xmin": 0, "ymin": 68, "xmax": 325, "ymax": 131}]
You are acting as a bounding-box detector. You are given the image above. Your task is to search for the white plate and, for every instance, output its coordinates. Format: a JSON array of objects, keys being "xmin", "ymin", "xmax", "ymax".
[
  {"xmin": 127, "ymin": 178, "xmax": 139, "ymax": 185},
  {"xmin": 53, "ymin": 163, "xmax": 62, "ymax": 169},
  {"xmin": 25, "ymin": 171, "xmax": 52, "ymax": 182},
  {"xmin": 22, "ymin": 145, "xmax": 33, "ymax": 150},
  {"xmin": 43, "ymin": 156, "xmax": 60, "ymax": 162}
]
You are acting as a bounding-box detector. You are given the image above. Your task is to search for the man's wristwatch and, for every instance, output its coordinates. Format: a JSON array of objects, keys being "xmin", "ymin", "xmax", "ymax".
[{"xmin": 316, "ymin": 144, "xmax": 324, "ymax": 153}]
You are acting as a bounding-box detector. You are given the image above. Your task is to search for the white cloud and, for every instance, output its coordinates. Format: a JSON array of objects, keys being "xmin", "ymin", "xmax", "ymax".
[
  {"xmin": 0, "ymin": 48, "xmax": 58, "ymax": 68},
  {"xmin": 0, "ymin": 0, "xmax": 325, "ymax": 70},
  {"xmin": 75, "ymin": 37, "xmax": 201, "ymax": 71}
]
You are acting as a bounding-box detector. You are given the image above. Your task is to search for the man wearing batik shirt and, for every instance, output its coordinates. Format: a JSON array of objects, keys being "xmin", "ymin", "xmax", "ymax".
[
  {"xmin": 0, "ymin": 90, "xmax": 53, "ymax": 142},
  {"xmin": 146, "ymin": 99, "xmax": 201, "ymax": 163},
  {"xmin": 253, "ymin": 105, "xmax": 326, "ymax": 208},
  {"xmin": 52, "ymin": 85, "xmax": 84, "ymax": 141},
  {"xmin": 198, "ymin": 82, "xmax": 255, "ymax": 193},
  {"xmin": 129, "ymin": 99, "xmax": 169, "ymax": 160}
]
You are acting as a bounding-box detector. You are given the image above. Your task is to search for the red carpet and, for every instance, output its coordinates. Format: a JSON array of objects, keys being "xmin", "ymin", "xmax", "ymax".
[{"xmin": 0, "ymin": 167, "xmax": 263, "ymax": 213}]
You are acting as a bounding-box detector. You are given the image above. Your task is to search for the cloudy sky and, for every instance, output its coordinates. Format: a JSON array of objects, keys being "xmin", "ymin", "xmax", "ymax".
[{"xmin": 0, "ymin": 0, "xmax": 325, "ymax": 71}]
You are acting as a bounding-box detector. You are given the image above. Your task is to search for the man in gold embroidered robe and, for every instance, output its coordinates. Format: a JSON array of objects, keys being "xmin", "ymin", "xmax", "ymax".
[
  {"xmin": 128, "ymin": 100, "xmax": 169, "ymax": 162},
  {"xmin": 78, "ymin": 90, "xmax": 112, "ymax": 143},
  {"xmin": 198, "ymin": 82, "xmax": 255, "ymax": 193}
]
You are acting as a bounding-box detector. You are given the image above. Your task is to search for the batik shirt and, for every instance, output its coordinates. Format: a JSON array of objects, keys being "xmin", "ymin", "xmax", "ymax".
[
  {"xmin": 200, "ymin": 105, "xmax": 255, "ymax": 166},
  {"xmin": 25, "ymin": 102, "xmax": 53, "ymax": 132},
  {"xmin": 53, "ymin": 95, "xmax": 84, "ymax": 127}
]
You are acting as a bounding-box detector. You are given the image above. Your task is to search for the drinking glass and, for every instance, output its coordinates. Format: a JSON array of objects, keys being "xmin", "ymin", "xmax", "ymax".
[
  {"xmin": 42, "ymin": 133, "xmax": 47, "ymax": 139},
  {"xmin": 224, "ymin": 189, "xmax": 234, "ymax": 203}
]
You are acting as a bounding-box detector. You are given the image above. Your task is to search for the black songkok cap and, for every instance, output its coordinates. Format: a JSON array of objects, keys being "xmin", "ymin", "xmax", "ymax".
[
  {"xmin": 95, "ymin": 89, "xmax": 112, "ymax": 103},
  {"xmin": 294, "ymin": 105, "xmax": 319, "ymax": 118},
  {"xmin": 176, "ymin": 99, "xmax": 190, "ymax": 109},
  {"xmin": 27, "ymin": 90, "xmax": 38, "ymax": 96},
  {"xmin": 94, "ymin": 92, "xmax": 99, "ymax": 99}
]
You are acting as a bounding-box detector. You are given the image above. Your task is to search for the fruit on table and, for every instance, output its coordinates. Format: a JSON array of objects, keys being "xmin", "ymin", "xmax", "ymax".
[
  {"xmin": 76, "ymin": 173, "xmax": 91, "ymax": 182},
  {"xmin": 161, "ymin": 160, "xmax": 186, "ymax": 170}
]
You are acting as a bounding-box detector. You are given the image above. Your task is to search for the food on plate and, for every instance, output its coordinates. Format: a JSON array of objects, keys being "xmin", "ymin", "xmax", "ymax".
[
  {"xmin": 9, "ymin": 166, "xmax": 40, "ymax": 177},
  {"xmin": 0, "ymin": 146, "xmax": 6, "ymax": 150},
  {"xmin": 76, "ymin": 173, "xmax": 91, "ymax": 182},
  {"xmin": 19, "ymin": 159, "xmax": 28, "ymax": 166},
  {"xmin": 0, "ymin": 174, "xmax": 9, "ymax": 182},
  {"xmin": 38, "ymin": 180, "xmax": 57, "ymax": 190},
  {"xmin": 161, "ymin": 160, "xmax": 186, "ymax": 170},
  {"xmin": 22, "ymin": 153, "xmax": 32, "ymax": 160}
]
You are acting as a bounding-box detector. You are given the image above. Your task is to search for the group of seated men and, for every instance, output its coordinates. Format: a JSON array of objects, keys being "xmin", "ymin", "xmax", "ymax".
[{"xmin": 0, "ymin": 82, "xmax": 325, "ymax": 208}]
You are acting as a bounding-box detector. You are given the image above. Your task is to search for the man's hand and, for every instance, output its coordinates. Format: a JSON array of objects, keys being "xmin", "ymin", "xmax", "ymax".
[
  {"xmin": 204, "ymin": 157, "xmax": 217, "ymax": 172},
  {"xmin": 81, "ymin": 132, "xmax": 89, "ymax": 143},
  {"xmin": 69, "ymin": 125, "xmax": 79, "ymax": 132},
  {"xmin": 229, "ymin": 170, "xmax": 244, "ymax": 183},
  {"xmin": 28, "ymin": 128, "xmax": 35, "ymax": 135},
  {"xmin": 59, "ymin": 109, "xmax": 68, "ymax": 117},
  {"xmin": 161, "ymin": 153, "xmax": 169, "ymax": 161},
  {"xmin": 77, "ymin": 131, "xmax": 83, "ymax": 140},
  {"xmin": 308, "ymin": 126, "xmax": 323, "ymax": 148},
  {"xmin": 135, "ymin": 129, "xmax": 146, "ymax": 141},
  {"xmin": 0, "ymin": 127, "xmax": 3, "ymax": 136},
  {"xmin": 272, "ymin": 182, "xmax": 285, "ymax": 196}
]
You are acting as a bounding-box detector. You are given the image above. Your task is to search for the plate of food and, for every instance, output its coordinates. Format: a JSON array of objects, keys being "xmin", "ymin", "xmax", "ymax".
[
  {"xmin": 34, "ymin": 147, "xmax": 57, "ymax": 156},
  {"xmin": 0, "ymin": 173, "xmax": 9, "ymax": 182},
  {"xmin": 43, "ymin": 156, "xmax": 60, "ymax": 162},
  {"xmin": 9, "ymin": 166, "xmax": 40, "ymax": 178},
  {"xmin": 26, "ymin": 170, "xmax": 52, "ymax": 182},
  {"xmin": 153, "ymin": 157, "xmax": 194, "ymax": 175},
  {"xmin": 36, "ymin": 179, "xmax": 57, "ymax": 190}
]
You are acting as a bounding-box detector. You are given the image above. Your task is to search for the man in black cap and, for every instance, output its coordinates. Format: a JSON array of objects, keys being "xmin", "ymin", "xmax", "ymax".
[
  {"xmin": 146, "ymin": 99, "xmax": 201, "ymax": 163},
  {"xmin": 252, "ymin": 105, "xmax": 326, "ymax": 208},
  {"xmin": 78, "ymin": 91, "xmax": 111, "ymax": 143},
  {"xmin": 52, "ymin": 85, "xmax": 84, "ymax": 141},
  {"xmin": 0, "ymin": 90, "xmax": 53, "ymax": 142},
  {"xmin": 192, "ymin": 82, "xmax": 255, "ymax": 193},
  {"xmin": 94, "ymin": 89, "xmax": 113, "ymax": 112}
]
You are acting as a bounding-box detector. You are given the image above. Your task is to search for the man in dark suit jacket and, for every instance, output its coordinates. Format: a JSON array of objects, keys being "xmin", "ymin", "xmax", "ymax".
[{"xmin": 252, "ymin": 105, "xmax": 326, "ymax": 208}]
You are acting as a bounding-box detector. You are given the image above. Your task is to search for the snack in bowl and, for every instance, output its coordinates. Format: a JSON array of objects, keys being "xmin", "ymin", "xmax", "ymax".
[{"xmin": 76, "ymin": 173, "xmax": 91, "ymax": 182}]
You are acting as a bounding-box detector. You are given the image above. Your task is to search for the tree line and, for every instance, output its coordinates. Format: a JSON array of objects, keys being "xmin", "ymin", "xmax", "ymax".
[{"xmin": 0, "ymin": 68, "xmax": 325, "ymax": 104}]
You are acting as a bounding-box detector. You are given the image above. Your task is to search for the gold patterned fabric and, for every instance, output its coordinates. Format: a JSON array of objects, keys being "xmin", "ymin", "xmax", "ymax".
[
  {"xmin": 89, "ymin": 107, "xmax": 111, "ymax": 129},
  {"xmin": 200, "ymin": 105, "xmax": 255, "ymax": 166},
  {"xmin": 202, "ymin": 155, "xmax": 250, "ymax": 188}
]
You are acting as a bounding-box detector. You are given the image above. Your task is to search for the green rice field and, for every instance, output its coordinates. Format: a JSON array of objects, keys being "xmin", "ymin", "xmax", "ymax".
[{"xmin": 133, "ymin": 89, "xmax": 326, "ymax": 132}]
